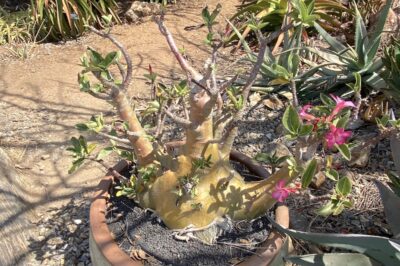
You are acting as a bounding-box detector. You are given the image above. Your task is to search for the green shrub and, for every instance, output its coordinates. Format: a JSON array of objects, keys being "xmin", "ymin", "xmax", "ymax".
[
  {"xmin": 0, "ymin": 7, "xmax": 34, "ymax": 44},
  {"xmin": 31, "ymin": 0, "xmax": 121, "ymax": 41}
]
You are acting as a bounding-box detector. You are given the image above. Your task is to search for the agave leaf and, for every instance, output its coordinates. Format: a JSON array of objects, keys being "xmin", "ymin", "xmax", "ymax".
[
  {"xmin": 268, "ymin": 217, "xmax": 400, "ymax": 265},
  {"xmin": 364, "ymin": 73, "xmax": 387, "ymax": 90},
  {"xmin": 374, "ymin": 180, "xmax": 400, "ymax": 238},
  {"xmin": 354, "ymin": 5, "xmax": 368, "ymax": 65},
  {"xmin": 390, "ymin": 134, "xmax": 400, "ymax": 176},
  {"xmin": 286, "ymin": 253, "xmax": 381, "ymax": 266},
  {"xmin": 314, "ymin": 22, "xmax": 346, "ymax": 53},
  {"xmin": 368, "ymin": 0, "xmax": 393, "ymax": 60}
]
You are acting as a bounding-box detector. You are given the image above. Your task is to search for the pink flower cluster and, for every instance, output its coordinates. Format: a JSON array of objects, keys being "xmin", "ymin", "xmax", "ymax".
[
  {"xmin": 272, "ymin": 180, "xmax": 299, "ymax": 202},
  {"xmin": 299, "ymin": 94, "xmax": 354, "ymax": 149}
]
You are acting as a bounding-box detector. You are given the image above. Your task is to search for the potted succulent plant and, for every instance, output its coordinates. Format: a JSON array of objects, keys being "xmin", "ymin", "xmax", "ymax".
[{"xmin": 68, "ymin": 4, "xmax": 358, "ymax": 265}]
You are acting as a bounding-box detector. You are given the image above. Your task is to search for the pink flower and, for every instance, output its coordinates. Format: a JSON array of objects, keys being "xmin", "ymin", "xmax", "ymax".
[
  {"xmin": 272, "ymin": 180, "xmax": 298, "ymax": 202},
  {"xmin": 299, "ymin": 104, "xmax": 316, "ymax": 121},
  {"xmin": 328, "ymin": 94, "xmax": 355, "ymax": 121},
  {"xmin": 325, "ymin": 124, "xmax": 352, "ymax": 149}
]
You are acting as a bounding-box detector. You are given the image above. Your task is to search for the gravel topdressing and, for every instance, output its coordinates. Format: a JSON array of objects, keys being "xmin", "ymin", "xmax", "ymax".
[{"xmin": 107, "ymin": 191, "xmax": 274, "ymax": 266}]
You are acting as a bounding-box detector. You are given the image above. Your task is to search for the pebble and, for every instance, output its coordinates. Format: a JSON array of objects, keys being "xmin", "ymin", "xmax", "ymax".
[
  {"xmin": 41, "ymin": 154, "xmax": 50, "ymax": 160},
  {"xmin": 73, "ymin": 219, "xmax": 83, "ymax": 225}
]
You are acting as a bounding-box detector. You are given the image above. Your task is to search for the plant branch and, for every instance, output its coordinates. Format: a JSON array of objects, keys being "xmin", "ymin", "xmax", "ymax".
[
  {"xmin": 163, "ymin": 107, "xmax": 192, "ymax": 128},
  {"xmin": 97, "ymin": 131, "xmax": 131, "ymax": 144},
  {"xmin": 89, "ymin": 158, "xmax": 130, "ymax": 184},
  {"xmin": 155, "ymin": 13, "xmax": 203, "ymax": 81},
  {"xmin": 88, "ymin": 91, "xmax": 112, "ymax": 101},
  {"xmin": 87, "ymin": 26, "xmax": 132, "ymax": 90}
]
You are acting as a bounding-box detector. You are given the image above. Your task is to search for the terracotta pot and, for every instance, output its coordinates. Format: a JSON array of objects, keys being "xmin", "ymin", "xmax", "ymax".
[{"xmin": 89, "ymin": 153, "xmax": 290, "ymax": 266}]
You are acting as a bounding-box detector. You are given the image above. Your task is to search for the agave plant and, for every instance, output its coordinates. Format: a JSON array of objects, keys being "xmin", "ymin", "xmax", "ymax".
[
  {"xmin": 381, "ymin": 38, "xmax": 400, "ymax": 102},
  {"xmin": 228, "ymin": 0, "xmax": 350, "ymax": 47},
  {"xmin": 31, "ymin": 0, "xmax": 120, "ymax": 41},
  {"xmin": 296, "ymin": 0, "xmax": 393, "ymax": 99}
]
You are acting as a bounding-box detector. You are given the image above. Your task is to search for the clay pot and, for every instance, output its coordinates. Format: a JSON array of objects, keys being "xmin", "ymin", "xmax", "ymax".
[{"xmin": 89, "ymin": 153, "xmax": 290, "ymax": 266}]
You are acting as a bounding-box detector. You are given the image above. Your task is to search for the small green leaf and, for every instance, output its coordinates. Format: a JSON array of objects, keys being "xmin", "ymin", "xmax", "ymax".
[
  {"xmin": 69, "ymin": 158, "xmax": 85, "ymax": 174},
  {"xmin": 101, "ymin": 51, "xmax": 120, "ymax": 68},
  {"xmin": 332, "ymin": 202, "xmax": 345, "ymax": 215},
  {"xmin": 301, "ymin": 159, "xmax": 318, "ymax": 188},
  {"xmin": 283, "ymin": 105, "xmax": 301, "ymax": 134},
  {"xmin": 96, "ymin": 147, "xmax": 114, "ymax": 160},
  {"xmin": 336, "ymin": 144, "xmax": 351, "ymax": 161},
  {"xmin": 317, "ymin": 201, "xmax": 335, "ymax": 216},
  {"xmin": 320, "ymin": 93, "xmax": 335, "ymax": 106},
  {"xmin": 201, "ymin": 6, "xmax": 211, "ymax": 24},
  {"xmin": 76, "ymin": 123, "xmax": 90, "ymax": 131},
  {"xmin": 336, "ymin": 177, "xmax": 352, "ymax": 196},
  {"xmin": 335, "ymin": 112, "xmax": 350, "ymax": 128},
  {"xmin": 325, "ymin": 168, "xmax": 339, "ymax": 181},
  {"xmin": 298, "ymin": 124, "xmax": 314, "ymax": 136}
]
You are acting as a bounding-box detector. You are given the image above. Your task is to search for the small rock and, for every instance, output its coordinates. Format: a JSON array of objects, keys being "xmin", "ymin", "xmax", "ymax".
[
  {"xmin": 262, "ymin": 143, "xmax": 292, "ymax": 159},
  {"xmin": 249, "ymin": 92, "xmax": 261, "ymax": 107},
  {"xmin": 73, "ymin": 219, "xmax": 82, "ymax": 225},
  {"xmin": 310, "ymin": 171, "xmax": 326, "ymax": 189},
  {"xmin": 41, "ymin": 154, "xmax": 50, "ymax": 160},
  {"xmin": 77, "ymin": 262, "xmax": 85, "ymax": 266},
  {"xmin": 47, "ymin": 236, "xmax": 63, "ymax": 246},
  {"xmin": 37, "ymin": 235, "xmax": 46, "ymax": 242},
  {"xmin": 350, "ymin": 146, "xmax": 371, "ymax": 168},
  {"xmin": 263, "ymin": 96, "xmax": 284, "ymax": 110},
  {"xmin": 359, "ymin": 215, "xmax": 369, "ymax": 224},
  {"xmin": 39, "ymin": 227, "xmax": 48, "ymax": 236},
  {"xmin": 67, "ymin": 223, "xmax": 78, "ymax": 233}
]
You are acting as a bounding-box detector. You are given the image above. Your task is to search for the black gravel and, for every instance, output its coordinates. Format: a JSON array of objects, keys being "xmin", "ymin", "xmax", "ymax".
[{"xmin": 107, "ymin": 187, "xmax": 274, "ymax": 266}]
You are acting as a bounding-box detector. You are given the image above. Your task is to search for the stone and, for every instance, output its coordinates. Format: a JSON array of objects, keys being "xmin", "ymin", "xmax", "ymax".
[
  {"xmin": 350, "ymin": 145, "xmax": 371, "ymax": 168},
  {"xmin": 41, "ymin": 154, "xmax": 50, "ymax": 160},
  {"xmin": 263, "ymin": 96, "xmax": 284, "ymax": 110},
  {"xmin": 310, "ymin": 171, "xmax": 326, "ymax": 189},
  {"xmin": 262, "ymin": 143, "xmax": 292, "ymax": 159},
  {"xmin": 73, "ymin": 219, "xmax": 82, "ymax": 225},
  {"xmin": 67, "ymin": 223, "xmax": 78, "ymax": 233},
  {"xmin": 47, "ymin": 236, "xmax": 63, "ymax": 246}
]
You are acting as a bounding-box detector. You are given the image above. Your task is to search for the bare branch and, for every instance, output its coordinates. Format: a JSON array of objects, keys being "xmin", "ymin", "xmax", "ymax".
[
  {"xmin": 181, "ymin": 98, "xmax": 189, "ymax": 120},
  {"xmin": 92, "ymin": 70, "xmax": 120, "ymax": 94},
  {"xmin": 218, "ymin": 75, "xmax": 238, "ymax": 92},
  {"xmin": 154, "ymin": 14, "xmax": 203, "ymax": 81},
  {"xmin": 116, "ymin": 61, "xmax": 127, "ymax": 81},
  {"xmin": 163, "ymin": 107, "xmax": 192, "ymax": 128},
  {"xmin": 87, "ymin": 26, "xmax": 132, "ymax": 90},
  {"xmin": 240, "ymin": 31, "xmax": 268, "ymax": 113},
  {"xmin": 89, "ymin": 158, "xmax": 130, "ymax": 184},
  {"xmin": 88, "ymin": 91, "xmax": 112, "ymax": 101},
  {"xmin": 97, "ymin": 131, "xmax": 131, "ymax": 144}
]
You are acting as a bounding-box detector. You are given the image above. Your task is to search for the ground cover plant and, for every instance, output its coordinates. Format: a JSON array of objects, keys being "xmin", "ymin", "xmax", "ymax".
[{"xmin": 64, "ymin": 0, "xmax": 400, "ymax": 264}]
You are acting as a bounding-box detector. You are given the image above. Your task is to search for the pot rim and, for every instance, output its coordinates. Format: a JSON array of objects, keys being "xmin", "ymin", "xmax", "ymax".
[{"xmin": 90, "ymin": 152, "xmax": 290, "ymax": 266}]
